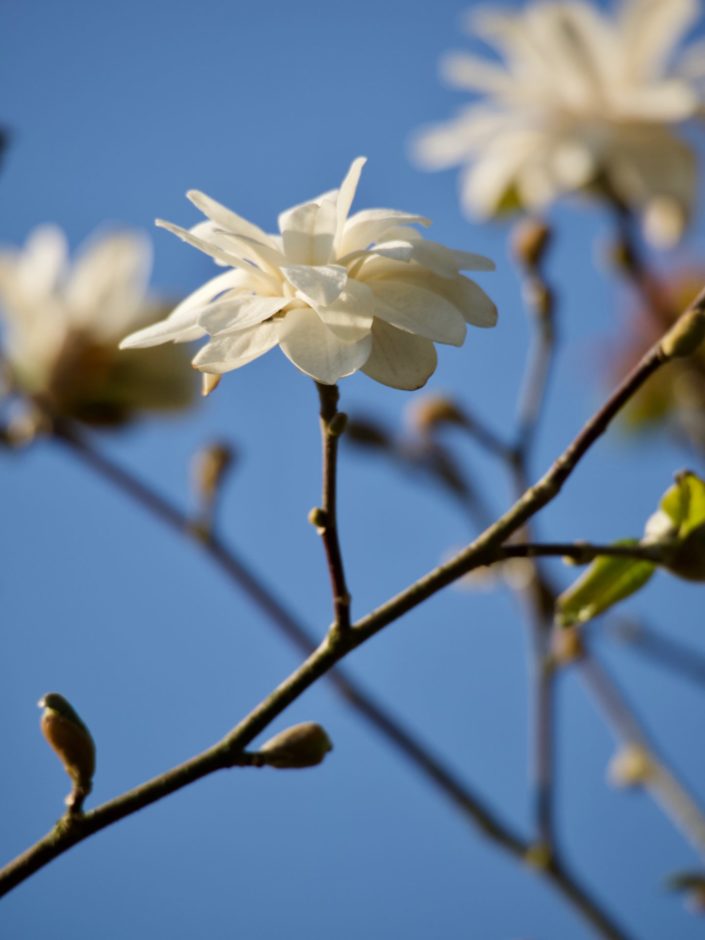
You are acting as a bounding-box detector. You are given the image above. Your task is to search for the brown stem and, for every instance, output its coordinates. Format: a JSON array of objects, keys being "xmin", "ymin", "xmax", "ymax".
[
  {"xmin": 49, "ymin": 418, "xmax": 521, "ymax": 859},
  {"xmin": 3, "ymin": 289, "xmax": 698, "ymax": 927},
  {"xmin": 315, "ymin": 383, "xmax": 351, "ymax": 630}
]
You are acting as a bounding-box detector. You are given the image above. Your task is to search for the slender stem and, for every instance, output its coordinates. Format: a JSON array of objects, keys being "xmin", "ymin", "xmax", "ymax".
[
  {"xmin": 50, "ymin": 418, "xmax": 521, "ymax": 855},
  {"xmin": 352, "ymin": 328, "xmax": 672, "ymax": 644},
  {"xmin": 508, "ymin": 233, "xmax": 561, "ymax": 852},
  {"xmin": 315, "ymin": 383, "xmax": 351, "ymax": 630},
  {"xmin": 3, "ymin": 292, "xmax": 697, "ymax": 924},
  {"xmin": 605, "ymin": 193, "xmax": 674, "ymax": 329},
  {"xmin": 23, "ymin": 423, "xmax": 634, "ymax": 940}
]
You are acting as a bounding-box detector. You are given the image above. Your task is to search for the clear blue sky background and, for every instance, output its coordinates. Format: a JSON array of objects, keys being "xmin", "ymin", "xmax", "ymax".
[{"xmin": 2, "ymin": 1, "xmax": 705, "ymax": 937}]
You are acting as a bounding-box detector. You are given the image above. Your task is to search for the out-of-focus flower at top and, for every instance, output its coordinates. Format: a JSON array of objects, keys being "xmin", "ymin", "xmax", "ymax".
[
  {"xmin": 0, "ymin": 226, "xmax": 198, "ymax": 427},
  {"xmin": 412, "ymin": 0, "xmax": 705, "ymax": 246},
  {"xmin": 120, "ymin": 157, "xmax": 497, "ymax": 391}
]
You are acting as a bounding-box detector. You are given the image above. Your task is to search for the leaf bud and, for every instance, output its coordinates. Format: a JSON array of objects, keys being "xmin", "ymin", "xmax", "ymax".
[
  {"xmin": 192, "ymin": 441, "xmax": 235, "ymax": 505},
  {"xmin": 328, "ymin": 412, "xmax": 348, "ymax": 437},
  {"xmin": 308, "ymin": 506, "xmax": 328, "ymax": 533},
  {"xmin": 607, "ymin": 744, "xmax": 652, "ymax": 788},
  {"xmin": 511, "ymin": 218, "xmax": 552, "ymax": 269},
  {"xmin": 258, "ymin": 722, "xmax": 333, "ymax": 769},
  {"xmin": 406, "ymin": 394, "xmax": 467, "ymax": 436}
]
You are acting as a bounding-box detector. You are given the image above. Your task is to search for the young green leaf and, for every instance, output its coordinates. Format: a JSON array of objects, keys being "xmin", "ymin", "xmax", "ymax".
[{"xmin": 555, "ymin": 540, "xmax": 655, "ymax": 628}]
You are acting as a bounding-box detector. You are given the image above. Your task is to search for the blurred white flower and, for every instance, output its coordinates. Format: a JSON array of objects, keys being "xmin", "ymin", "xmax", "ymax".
[
  {"xmin": 121, "ymin": 157, "xmax": 497, "ymax": 390},
  {"xmin": 413, "ymin": 0, "xmax": 705, "ymax": 246},
  {"xmin": 0, "ymin": 226, "xmax": 197, "ymax": 425}
]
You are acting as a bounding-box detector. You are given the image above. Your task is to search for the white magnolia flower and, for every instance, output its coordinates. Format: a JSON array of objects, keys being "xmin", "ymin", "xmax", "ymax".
[
  {"xmin": 0, "ymin": 226, "xmax": 196, "ymax": 425},
  {"xmin": 120, "ymin": 157, "xmax": 497, "ymax": 390},
  {"xmin": 413, "ymin": 0, "xmax": 705, "ymax": 245}
]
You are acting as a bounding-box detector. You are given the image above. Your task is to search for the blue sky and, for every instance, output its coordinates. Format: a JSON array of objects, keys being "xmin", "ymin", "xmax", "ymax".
[{"xmin": 2, "ymin": 1, "xmax": 705, "ymax": 937}]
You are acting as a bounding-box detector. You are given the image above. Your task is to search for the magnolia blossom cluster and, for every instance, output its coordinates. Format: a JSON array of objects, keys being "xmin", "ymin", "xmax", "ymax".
[
  {"xmin": 0, "ymin": 227, "xmax": 196, "ymax": 426},
  {"xmin": 121, "ymin": 158, "xmax": 497, "ymax": 390},
  {"xmin": 414, "ymin": 0, "xmax": 705, "ymax": 245}
]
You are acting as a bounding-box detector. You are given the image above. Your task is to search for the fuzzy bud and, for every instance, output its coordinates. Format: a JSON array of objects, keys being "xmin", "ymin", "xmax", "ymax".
[
  {"xmin": 607, "ymin": 745, "xmax": 652, "ymax": 788},
  {"xmin": 407, "ymin": 394, "xmax": 467, "ymax": 436},
  {"xmin": 258, "ymin": 722, "xmax": 333, "ymax": 769},
  {"xmin": 38, "ymin": 692, "xmax": 96, "ymax": 812},
  {"xmin": 308, "ymin": 506, "xmax": 328, "ymax": 533},
  {"xmin": 192, "ymin": 442, "xmax": 235, "ymax": 505},
  {"xmin": 328, "ymin": 411, "xmax": 348, "ymax": 438},
  {"xmin": 511, "ymin": 218, "xmax": 552, "ymax": 269}
]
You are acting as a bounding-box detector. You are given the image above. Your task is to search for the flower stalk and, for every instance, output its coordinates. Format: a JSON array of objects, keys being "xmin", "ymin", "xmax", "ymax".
[{"xmin": 315, "ymin": 383, "xmax": 352, "ymax": 631}]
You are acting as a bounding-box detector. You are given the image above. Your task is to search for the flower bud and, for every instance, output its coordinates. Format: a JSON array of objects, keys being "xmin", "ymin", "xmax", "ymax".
[
  {"xmin": 38, "ymin": 692, "xmax": 96, "ymax": 811},
  {"xmin": 258, "ymin": 722, "xmax": 333, "ymax": 769},
  {"xmin": 406, "ymin": 394, "xmax": 467, "ymax": 436},
  {"xmin": 551, "ymin": 625, "xmax": 584, "ymax": 665},
  {"xmin": 511, "ymin": 218, "xmax": 552, "ymax": 269},
  {"xmin": 192, "ymin": 442, "xmax": 235, "ymax": 505},
  {"xmin": 308, "ymin": 506, "xmax": 328, "ymax": 533},
  {"xmin": 328, "ymin": 411, "xmax": 348, "ymax": 437},
  {"xmin": 607, "ymin": 744, "xmax": 652, "ymax": 788}
]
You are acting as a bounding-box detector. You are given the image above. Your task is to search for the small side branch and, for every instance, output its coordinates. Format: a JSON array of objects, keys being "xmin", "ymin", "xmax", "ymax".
[{"xmin": 315, "ymin": 382, "xmax": 351, "ymax": 631}]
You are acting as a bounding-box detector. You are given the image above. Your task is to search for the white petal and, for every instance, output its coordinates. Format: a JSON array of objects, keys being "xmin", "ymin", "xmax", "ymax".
[
  {"xmin": 362, "ymin": 320, "xmax": 437, "ymax": 390},
  {"xmin": 186, "ymin": 190, "xmax": 272, "ymax": 245},
  {"xmin": 313, "ymin": 280, "xmax": 374, "ymax": 342},
  {"xmin": 362, "ymin": 263, "xmax": 497, "ymax": 328},
  {"xmin": 156, "ymin": 220, "xmax": 274, "ymax": 290},
  {"xmin": 620, "ymin": 0, "xmax": 698, "ymax": 79},
  {"xmin": 120, "ymin": 312, "xmax": 205, "ymax": 349},
  {"xmin": 411, "ymin": 109, "xmax": 509, "ymax": 171},
  {"xmin": 66, "ymin": 231, "xmax": 152, "ymax": 333},
  {"xmin": 19, "ymin": 225, "xmax": 68, "ymax": 297},
  {"xmin": 335, "ymin": 157, "xmax": 367, "ymax": 244},
  {"xmin": 370, "ymin": 279, "xmax": 467, "ymax": 346},
  {"xmin": 371, "ymin": 233, "xmax": 495, "ymax": 277},
  {"xmin": 119, "ymin": 269, "xmax": 242, "ymax": 348},
  {"xmin": 440, "ymin": 52, "xmax": 516, "ymax": 94},
  {"xmin": 281, "ymin": 264, "xmax": 348, "ymax": 307},
  {"xmin": 458, "ymin": 130, "xmax": 544, "ymax": 216},
  {"xmin": 192, "ymin": 320, "xmax": 282, "ymax": 373},
  {"xmin": 278, "ymin": 200, "xmax": 337, "ymax": 265},
  {"xmin": 278, "ymin": 307, "xmax": 372, "ymax": 384},
  {"xmin": 198, "ymin": 294, "xmax": 289, "ymax": 335},
  {"xmin": 440, "ymin": 277, "xmax": 498, "ymax": 328},
  {"xmin": 339, "ymin": 208, "xmax": 431, "ymax": 256}
]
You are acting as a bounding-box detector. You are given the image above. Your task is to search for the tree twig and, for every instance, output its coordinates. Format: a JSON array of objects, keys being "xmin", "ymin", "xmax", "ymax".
[
  {"xmin": 315, "ymin": 383, "xmax": 351, "ymax": 631},
  {"xmin": 4, "ymin": 290, "xmax": 701, "ymax": 922}
]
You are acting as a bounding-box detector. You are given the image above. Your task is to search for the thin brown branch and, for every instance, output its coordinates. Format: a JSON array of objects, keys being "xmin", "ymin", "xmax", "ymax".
[
  {"xmin": 4, "ymin": 288, "xmax": 700, "ymax": 928},
  {"xmin": 315, "ymin": 382, "xmax": 351, "ymax": 630},
  {"xmin": 49, "ymin": 417, "xmax": 521, "ymax": 859}
]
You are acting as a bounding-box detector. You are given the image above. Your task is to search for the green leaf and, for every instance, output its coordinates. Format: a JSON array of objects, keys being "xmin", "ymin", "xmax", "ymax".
[
  {"xmin": 555, "ymin": 540, "xmax": 655, "ymax": 628},
  {"xmin": 659, "ymin": 471, "xmax": 705, "ymax": 537}
]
